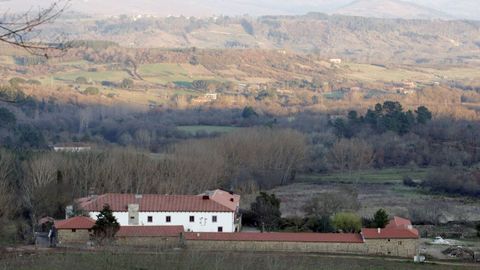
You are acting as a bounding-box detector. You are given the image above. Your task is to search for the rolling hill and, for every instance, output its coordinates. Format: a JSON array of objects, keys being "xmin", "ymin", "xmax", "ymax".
[{"xmin": 334, "ymin": 0, "xmax": 452, "ymax": 20}]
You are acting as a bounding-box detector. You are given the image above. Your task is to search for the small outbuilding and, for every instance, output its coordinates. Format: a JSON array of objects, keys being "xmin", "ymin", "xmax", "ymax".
[{"xmin": 55, "ymin": 216, "xmax": 95, "ymax": 244}]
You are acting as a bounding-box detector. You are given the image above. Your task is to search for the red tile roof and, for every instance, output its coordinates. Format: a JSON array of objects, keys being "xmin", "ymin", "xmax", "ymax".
[
  {"xmin": 205, "ymin": 189, "xmax": 240, "ymax": 211},
  {"xmin": 55, "ymin": 216, "xmax": 95, "ymax": 230},
  {"xmin": 78, "ymin": 193, "xmax": 234, "ymax": 212},
  {"xmin": 361, "ymin": 228, "xmax": 419, "ymax": 239},
  {"xmin": 117, "ymin": 226, "xmax": 184, "ymax": 237},
  {"xmin": 184, "ymin": 232, "xmax": 364, "ymax": 243},
  {"xmin": 385, "ymin": 216, "xmax": 412, "ymax": 229}
]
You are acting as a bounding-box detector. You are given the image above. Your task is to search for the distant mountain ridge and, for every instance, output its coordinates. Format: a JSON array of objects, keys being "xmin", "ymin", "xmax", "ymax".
[
  {"xmin": 334, "ymin": 0, "xmax": 453, "ymax": 20},
  {"xmin": 1, "ymin": 0, "xmax": 479, "ymax": 20}
]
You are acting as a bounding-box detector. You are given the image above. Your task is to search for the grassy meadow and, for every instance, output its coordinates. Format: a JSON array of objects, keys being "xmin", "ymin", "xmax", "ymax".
[
  {"xmin": 297, "ymin": 167, "xmax": 430, "ymax": 184},
  {"xmin": 177, "ymin": 125, "xmax": 240, "ymax": 135},
  {"xmin": 0, "ymin": 251, "xmax": 476, "ymax": 270}
]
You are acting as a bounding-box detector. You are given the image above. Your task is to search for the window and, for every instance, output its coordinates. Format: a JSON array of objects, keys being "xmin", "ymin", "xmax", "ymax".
[
  {"xmin": 147, "ymin": 216, "xmax": 153, "ymax": 223},
  {"xmin": 166, "ymin": 216, "xmax": 171, "ymax": 223},
  {"xmin": 217, "ymin": 227, "xmax": 223, "ymax": 232},
  {"xmin": 387, "ymin": 239, "xmax": 391, "ymax": 242},
  {"xmin": 71, "ymin": 229, "xmax": 76, "ymax": 232},
  {"xmin": 398, "ymin": 241, "xmax": 402, "ymax": 245},
  {"xmin": 212, "ymin": 216, "xmax": 217, "ymax": 223},
  {"xmin": 130, "ymin": 216, "xmax": 135, "ymax": 220},
  {"xmin": 189, "ymin": 216, "xmax": 195, "ymax": 222}
]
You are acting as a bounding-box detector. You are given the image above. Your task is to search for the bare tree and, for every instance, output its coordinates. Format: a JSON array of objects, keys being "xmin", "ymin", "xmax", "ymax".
[
  {"xmin": 0, "ymin": 150, "xmax": 15, "ymax": 220},
  {"xmin": 327, "ymin": 138, "xmax": 374, "ymax": 172},
  {"xmin": 0, "ymin": 0, "xmax": 70, "ymax": 56}
]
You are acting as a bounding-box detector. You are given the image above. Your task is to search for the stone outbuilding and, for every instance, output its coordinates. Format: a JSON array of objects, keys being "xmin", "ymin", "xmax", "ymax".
[{"xmin": 55, "ymin": 216, "xmax": 95, "ymax": 244}]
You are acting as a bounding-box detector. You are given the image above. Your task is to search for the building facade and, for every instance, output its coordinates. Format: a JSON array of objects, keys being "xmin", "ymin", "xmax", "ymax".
[{"xmin": 75, "ymin": 189, "xmax": 240, "ymax": 233}]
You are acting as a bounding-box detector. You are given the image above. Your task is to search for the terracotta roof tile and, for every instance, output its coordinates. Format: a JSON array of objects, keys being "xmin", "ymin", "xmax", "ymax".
[
  {"xmin": 205, "ymin": 189, "xmax": 240, "ymax": 211},
  {"xmin": 117, "ymin": 226, "xmax": 184, "ymax": 237},
  {"xmin": 78, "ymin": 193, "xmax": 234, "ymax": 212},
  {"xmin": 184, "ymin": 232, "xmax": 364, "ymax": 243},
  {"xmin": 361, "ymin": 228, "xmax": 419, "ymax": 239},
  {"xmin": 385, "ymin": 216, "xmax": 413, "ymax": 229},
  {"xmin": 55, "ymin": 216, "xmax": 95, "ymax": 230}
]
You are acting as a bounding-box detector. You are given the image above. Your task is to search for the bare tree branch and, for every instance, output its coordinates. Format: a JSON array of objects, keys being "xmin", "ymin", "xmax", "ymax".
[{"xmin": 0, "ymin": 0, "xmax": 71, "ymax": 57}]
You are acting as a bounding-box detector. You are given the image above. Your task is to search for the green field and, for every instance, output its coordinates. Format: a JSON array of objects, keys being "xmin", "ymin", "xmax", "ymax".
[
  {"xmin": 139, "ymin": 63, "xmax": 215, "ymax": 84},
  {"xmin": 297, "ymin": 168, "xmax": 430, "ymax": 184},
  {"xmin": 177, "ymin": 125, "xmax": 240, "ymax": 134},
  {"xmin": 0, "ymin": 251, "xmax": 474, "ymax": 270},
  {"xmin": 54, "ymin": 70, "xmax": 130, "ymax": 82}
]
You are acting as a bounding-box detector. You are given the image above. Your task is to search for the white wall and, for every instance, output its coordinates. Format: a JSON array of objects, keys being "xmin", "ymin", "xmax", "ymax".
[{"xmin": 89, "ymin": 211, "xmax": 235, "ymax": 232}]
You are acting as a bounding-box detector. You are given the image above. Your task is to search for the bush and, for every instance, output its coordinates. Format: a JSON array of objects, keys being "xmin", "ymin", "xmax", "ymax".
[
  {"xmin": 422, "ymin": 167, "xmax": 480, "ymax": 197},
  {"xmin": 242, "ymin": 106, "xmax": 258, "ymax": 118},
  {"xmin": 75, "ymin": 77, "xmax": 88, "ymax": 84},
  {"xmin": 9, "ymin": 77, "xmax": 26, "ymax": 86},
  {"xmin": 84, "ymin": 87, "xmax": 100, "ymax": 95},
  {"xmin": 403, "ymin": 176, "xmax": 417, "ymax": 187},
  {"xmin": 120, "ymin": 78, "xmax": 134, "ymax": 89},
  {"xmin": 250, "ymin": 192, "xmax": 281, "ymax": 231},
  {"xmin": 0, "ymin": 107, "xmax": 16, "ymax": 128},
  {"xmin": 332, "ymin": 212, "xmax": 362, "ymax": 233}
]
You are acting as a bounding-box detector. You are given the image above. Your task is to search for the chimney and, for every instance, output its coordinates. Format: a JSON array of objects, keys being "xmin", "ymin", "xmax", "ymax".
[{"xmin": 377, "ymin": 228, "xmax": 381, "ymax": 234}]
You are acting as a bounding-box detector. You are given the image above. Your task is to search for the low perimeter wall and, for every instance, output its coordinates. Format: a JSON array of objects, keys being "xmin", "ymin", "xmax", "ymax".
[
  {"xmin": 186, "ymin": 240, "xmax": 368, "ymax": 255},
  {"xmin": 185, "ymin": 239, "xmax": 419, "ymax": 258}
]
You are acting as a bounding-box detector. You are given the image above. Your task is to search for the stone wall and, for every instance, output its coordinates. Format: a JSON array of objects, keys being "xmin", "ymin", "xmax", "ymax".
[
  {"xmin": 185, "ymin": 239, "xmax": 419, "ymax": 258},
  {"xmin": 116, "ymin": 236, "xmax": 181, "ymax": 249},
  {"xmin": 186, "ymin": 240, "xmax": 368, "ymax": 255},
  {"xmin": 57, "ymin": 229, "xmax": 92, "ymax": 244},
  {"xmin": 364, "ymin": 239, "xmax": 418, "ymax": 257}
]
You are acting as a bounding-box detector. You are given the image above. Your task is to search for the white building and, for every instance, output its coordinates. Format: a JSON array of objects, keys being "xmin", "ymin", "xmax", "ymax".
[
  {"xmin": 75, "ymin": 189, "xmax": 241, "ymax": 233},
  {"xmin": 53, "ymin": 143, "xmax": 91, "ymax": 152}
]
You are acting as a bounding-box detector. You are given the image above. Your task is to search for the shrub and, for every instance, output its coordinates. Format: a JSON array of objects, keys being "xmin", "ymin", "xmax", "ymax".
[
  {"xmin": 120, "ymin": 78, "xmax": 134, "ymax": 89},
  {"xmin": 250, "ymin": 192, "xmax": 281, "ymax": 231},
  {"xmin": 242, "ymin": 106, "xmax": 258, "ymax": 118},
  {"xmin": 403, "ymin": 176, "xmax": 417, "ymax": 187},
  {"xmin": 84, "ymin": 87, "xmax": 100, "ymax": 95},
  {"xmin": 75, "ymin": 77, "xmax": 88, "ymax": 84},
  {"xmin": 26, "ymin": 79, "xmax": 41, "ymax": 85}
]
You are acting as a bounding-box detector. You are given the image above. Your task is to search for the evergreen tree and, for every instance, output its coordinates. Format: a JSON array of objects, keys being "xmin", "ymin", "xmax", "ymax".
[
  {"xmin": 416, "ymin": 106, "xmax": 432, "ymax": 124},
  {"xmin": 373, "ymin": 209, "xmax": 389, "ymax": 228},
  {"xmin": 92, "ymin": 204, "xmax": 120, "ymax": 244},
  {"xmin": 250, "ymin": 192, "xmax": 281, "ymax": 231}
]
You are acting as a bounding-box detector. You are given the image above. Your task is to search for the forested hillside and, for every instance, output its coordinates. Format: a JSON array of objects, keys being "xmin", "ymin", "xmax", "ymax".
[{"xmin": 35, "ymin": 13, "xmax": 480, "ymax": 65}]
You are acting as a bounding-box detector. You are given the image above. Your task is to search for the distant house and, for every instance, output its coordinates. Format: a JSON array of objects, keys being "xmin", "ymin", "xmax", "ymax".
[
  {"xmin": 74, "ymin": 189, "xmax": 241, "ymax": 233},
  {"xmin": 329, "ymin": 58, "xmax": 342, "ymax": 64},
  {"xmin": 191, "ymin": 93, "xmax": 218, "ymax": 104},
  {"xmin": 52, "ymin": 143, "xmax": 91, "ymax": 152}
]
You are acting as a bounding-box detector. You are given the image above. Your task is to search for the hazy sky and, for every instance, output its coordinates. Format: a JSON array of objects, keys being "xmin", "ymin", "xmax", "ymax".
[{"xmin": 1, "ymin": 0, "xmax": 479, "ymax": 19}]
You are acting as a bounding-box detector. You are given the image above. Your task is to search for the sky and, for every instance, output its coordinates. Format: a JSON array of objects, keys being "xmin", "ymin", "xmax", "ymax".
[{"xmin": 1, "ymin": 0, "xmax": 479, "ymax": 19}]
